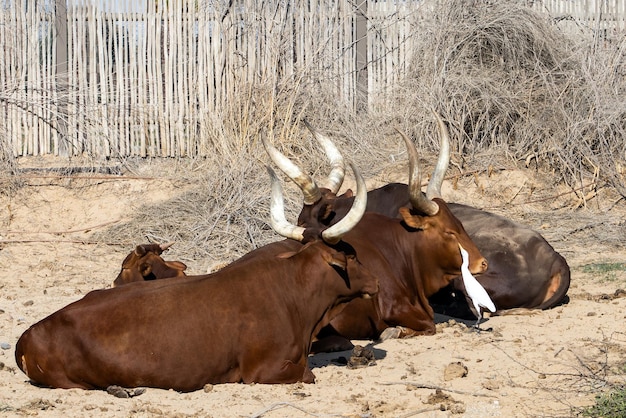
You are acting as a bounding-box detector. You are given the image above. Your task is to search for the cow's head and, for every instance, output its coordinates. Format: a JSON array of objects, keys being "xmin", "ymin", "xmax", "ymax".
[
  {"xmin": 267, "ymin": 161, "xmax": 377, "ymax": 300},
  {"xmin": 394, "ymin": 113, "xmax": 488, "ymax": 292},
  {"xmin": 266, "ymin": 159, "xmax": 367, "ymax": 246},
  {"xmin": 113, "ymin": 243, "xmax": 187, "ymax": 287}
]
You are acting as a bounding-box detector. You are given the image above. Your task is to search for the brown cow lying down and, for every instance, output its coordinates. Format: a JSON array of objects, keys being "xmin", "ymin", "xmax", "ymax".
[
  {"xmin": 270, "ymin": 115, "xmax": 569, "ymax": 318},
  {"xmin": 14, "ymin": 166, "xmax": 378, "ymax": 391},
  {"xmin": 113, "ymin": 243, "xmax": 187, "ymax": 286}
]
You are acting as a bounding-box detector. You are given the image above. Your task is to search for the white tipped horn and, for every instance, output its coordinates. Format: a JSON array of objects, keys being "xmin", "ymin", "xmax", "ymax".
[
  {"xmin": 426, "ymin": 110, "xmax": 450, "ymax": 200},
  {"xmin": 321, "ymin": 162, "xmax": 367, "ymax": 244},
  {"xmin": 303, "ymin": 119, "xmax": 345, "ymax": 194},
  {"xmin": 394, "ymin": 128, "xmax": 439, "ymax": 216},
  {"xmin": 262, "ymin": 134, "xmax": 321, "ymax": 205},
  {"xmin": 266, "ymin": 166, "xmax": 306, "ymax": 241}
]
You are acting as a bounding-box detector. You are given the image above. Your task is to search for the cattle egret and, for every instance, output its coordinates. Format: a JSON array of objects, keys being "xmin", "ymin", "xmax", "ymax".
[{"xmin": 459, "ymin": 244, "xmax": 496, "ymax": 329}]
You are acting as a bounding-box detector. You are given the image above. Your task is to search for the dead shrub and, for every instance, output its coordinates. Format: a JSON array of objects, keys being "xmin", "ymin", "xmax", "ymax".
[{"xmin": 391, "ymin": 0, "xmax": 626, "ymax": 198}]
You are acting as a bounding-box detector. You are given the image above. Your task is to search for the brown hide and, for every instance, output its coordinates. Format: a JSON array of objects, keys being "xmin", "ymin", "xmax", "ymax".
[
  {"xmin": 266, "ymin": 120, "xmax": 488, "ymax": 340},
  {"xmin": 15, "ymin": 240, "xmax": 378, "ymax": 391},
  {"xmin": 114, "ymin": 244, "xmax": 187, "ymax": 286}
]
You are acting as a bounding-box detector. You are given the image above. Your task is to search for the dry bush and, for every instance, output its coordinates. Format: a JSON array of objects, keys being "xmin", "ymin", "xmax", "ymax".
[
  {"xmin": 193, "ymin": 69, "xmax": 395, "ymax": 184},
  {"xmin": 93, "ymin": 75, "xmax": 385, "ymax": 268},
  {"xmin": 94, "ymin": 158, "xmax": 291, "ymax": 270},
  {"xmin": 391, "ymin": 0, "xmax": 626, "ymax": 198}
]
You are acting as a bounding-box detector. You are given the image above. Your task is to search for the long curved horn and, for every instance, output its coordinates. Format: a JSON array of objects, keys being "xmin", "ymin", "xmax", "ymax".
[
  {"xmin": 394, "ymin": 128, "xmax": 439, "ymax": 216},
  {"xmin": 426, "ymin": 111, "xmax": 450, "ymax": 200},
  {"xmin": 262, "ymin": 134, "xmax": 322, "ymax": 205},
  {"xmin": 321, "ymin": 162, "xmax": 367, "ymax": 244},
  {"xmin": 266, "ymin": 166, "xmax": 306, "ymax": 241},
  {"xmin": 303, "ymin": 119, "xmax": 345, "ymax": 194}
]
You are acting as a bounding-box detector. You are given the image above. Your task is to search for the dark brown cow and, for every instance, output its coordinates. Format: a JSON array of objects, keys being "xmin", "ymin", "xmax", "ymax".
[
  {"xmin": 266, "ymin": 121, "xmax": 488, "ymax": 341},
  {"xmin": 14, "ymin": 166, "xmax": 378, "ymax": 391},
  {"xmin": 271, "ymin": 115, "xmax": 570, "ymax": 318},
  {"xmin": 113, "ymin": 243, "xmax": 187, "ymax": 287}
]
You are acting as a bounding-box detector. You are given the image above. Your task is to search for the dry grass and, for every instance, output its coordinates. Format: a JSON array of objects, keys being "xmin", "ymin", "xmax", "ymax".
[
  {"xmin": 91, "ymin": 156, "xmax": 308, "ymax": 267},
  {"xmin": 0, "ymin": 128, "xmax": 20, "ymax": 196}
]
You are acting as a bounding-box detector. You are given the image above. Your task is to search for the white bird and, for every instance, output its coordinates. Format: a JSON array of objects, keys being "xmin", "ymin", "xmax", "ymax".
[{"xmin": 459, "ymin": 244, "xmax": 496, "ymax": 329}]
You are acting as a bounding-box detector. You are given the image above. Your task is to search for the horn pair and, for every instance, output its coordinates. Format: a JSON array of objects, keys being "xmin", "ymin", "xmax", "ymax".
[
  {"xmin": 267, "ymin": 163, "xmax": 367, "ymax": 245},
  {"xmin": 133, "ymin": 242, "xmax": 174, "ymax": 257},
  {"xmin": 263, "ymin": 120, "xmax": 364, "ymax": 244},
  {"xmin": 264, "ymin": 112, "xmax": 451, "ymax": 239},
  {"xmin": 395, "ymin": 111, "xmax": 450, "ymax": 216}
]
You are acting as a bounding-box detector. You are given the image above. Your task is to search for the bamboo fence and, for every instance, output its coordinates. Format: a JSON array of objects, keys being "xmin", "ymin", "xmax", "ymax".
[{"xmin": 0, "ymin": 0, "xmax": 624, "ymax": 158}]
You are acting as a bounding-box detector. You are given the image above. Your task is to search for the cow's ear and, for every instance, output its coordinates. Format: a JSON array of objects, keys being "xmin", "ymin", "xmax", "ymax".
[
  {"xmin": 399, "ymin": 207, "xmax": 427, "ymax": 230},
  {"xmin": 276, "ymin": 251, "xmax": 297, "ymax": 259},
  {"xmin": 139, "ymin": 262, "xmax": 152, "ymax": 277},
  {"xmin": 323, "ymin": 251, "xmax": 347, "ymax": 270},
  {"xmin": 339, "ymin": 189, "xmax": 354, "ymax": 198}
]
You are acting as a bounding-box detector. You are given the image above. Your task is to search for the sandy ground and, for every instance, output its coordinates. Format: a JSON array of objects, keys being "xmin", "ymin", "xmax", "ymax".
[{"xmin": 1, "ymin": 159, "xmax": 625, "ymax": 418}]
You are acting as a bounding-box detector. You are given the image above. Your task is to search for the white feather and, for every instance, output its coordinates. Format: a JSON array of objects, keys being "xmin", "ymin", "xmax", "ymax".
[{"xmin": 459, "ymin": 244, "xmax": 496, "ymax": 319}]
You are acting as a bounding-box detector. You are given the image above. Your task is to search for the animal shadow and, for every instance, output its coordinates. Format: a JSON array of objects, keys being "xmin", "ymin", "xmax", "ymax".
[{"xmin": 308, "ymin": 343, "xmax": 386, "ymax": 369}]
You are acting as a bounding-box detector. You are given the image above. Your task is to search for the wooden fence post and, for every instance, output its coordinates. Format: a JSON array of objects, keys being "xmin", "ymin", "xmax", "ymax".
[
  {"xmin": 55, "ymin": 0, "xmax": 68, "ymax": 156},
  {"xmin": 355, "ymin": 0, "xmax": 368, "ymax": 113}
]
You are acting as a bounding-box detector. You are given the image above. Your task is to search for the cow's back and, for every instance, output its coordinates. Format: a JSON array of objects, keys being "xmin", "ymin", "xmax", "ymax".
[{"xmin": 16, "ymin": 280, "xmax": 243, "ymax": 390}]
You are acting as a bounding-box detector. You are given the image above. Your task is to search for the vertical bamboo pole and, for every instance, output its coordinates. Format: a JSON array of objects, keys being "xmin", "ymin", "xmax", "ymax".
[
  {"xmin": 162, "ymin": 1, "xmax": 172, "ymax": 157},
  {"xmin": 95, "ymin": 2, "xmax": 109, "ymax": 157},
  {"xmin": 132, "ymin": 7, "xmax": 144, "ymax": 156},
  {"xmin": 175, "ymin": 0, "xmax": 184, "ymax": 156},
  {"xmin": 10, "ymin": 0, "xmax": 19, "ymax": 155},
  {"xmin": 147, "ymin": 1, "xmax": 160, "ymax": 157},
  {"xmin": 25, "ymin": 0, "xmax": 34, "ymax": 155},
  {"xmin": 154, "ymin": 0, "xmax": 166, "ymax": 157},
  {"xmin": 76, "ymin": 0, "xmax": 88, "ymax": 154},
  {"xmin": 103, "ymin": 10, "xmax": 116, "ymax": 155},
  {"xmin": 111, "ymin": 9, "xmax": 122, "ymax": 155},
  {"xmin": 137, "ymin": 5, "xmax": 145, "ymax": 157},
  {"xmin": 149, "ymin": 5, "xmax": 155, "ymax": 156},
  {"xmin": 0, "ymin": 4, "xmax": 8, "ymax": 151},
  {"xmin": 67, "ymin": 0, "xmax": 77, "ymax": 155}
]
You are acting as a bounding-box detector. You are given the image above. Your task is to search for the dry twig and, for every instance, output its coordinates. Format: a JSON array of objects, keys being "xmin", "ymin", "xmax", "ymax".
[{"xmin": 378, "ymin": 381, "xmax": 496, "ymax": 398}]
